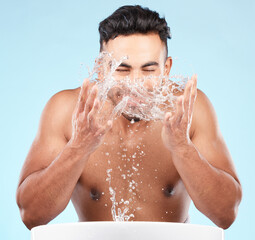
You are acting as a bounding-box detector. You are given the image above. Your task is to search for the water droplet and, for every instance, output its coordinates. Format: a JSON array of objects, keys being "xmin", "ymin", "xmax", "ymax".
[{"xmin": 132, "ymin": 166, "xmax": 138, "ymax": 171}]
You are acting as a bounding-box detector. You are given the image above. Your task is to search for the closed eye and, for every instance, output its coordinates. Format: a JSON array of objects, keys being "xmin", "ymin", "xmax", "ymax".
[{"xmin": 116, "ymin": 69, "xmax": 130, "ymax": 72}]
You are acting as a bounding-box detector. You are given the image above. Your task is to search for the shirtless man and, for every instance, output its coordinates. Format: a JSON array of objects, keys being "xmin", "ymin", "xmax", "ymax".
[{"xmin": 16, "ymin": 5, "xmax": 242, "ymax": 230}]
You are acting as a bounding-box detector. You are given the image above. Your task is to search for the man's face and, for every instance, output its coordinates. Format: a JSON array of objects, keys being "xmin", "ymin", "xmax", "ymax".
[{"xmin": 101, "ymin": 33, "xmax": 172, "ymax": 121}]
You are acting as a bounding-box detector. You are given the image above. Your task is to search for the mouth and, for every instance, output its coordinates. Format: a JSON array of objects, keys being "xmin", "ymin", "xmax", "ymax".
[{"xmin": 122, "ymin": 112, "xmax": 141, "ymax": 122}]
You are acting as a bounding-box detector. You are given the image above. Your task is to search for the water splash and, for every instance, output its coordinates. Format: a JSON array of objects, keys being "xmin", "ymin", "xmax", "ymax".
[
  {"xmin": 106, "ymin": 168, "xmax": 134, "ymax": 221},
  {"xmin": 84, "ymin": 51, "xmax": 189, "ymax": 122}
]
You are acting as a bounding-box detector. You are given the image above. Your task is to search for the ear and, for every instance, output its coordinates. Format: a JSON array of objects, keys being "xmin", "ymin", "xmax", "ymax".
[{"xmin": 164, "ymin": 57, "xmax": 172, "ymax": 76}]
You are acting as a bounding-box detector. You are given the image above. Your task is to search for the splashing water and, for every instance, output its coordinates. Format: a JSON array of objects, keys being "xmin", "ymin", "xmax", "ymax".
[
  {"xmin": 106, "ymin": 168, "xmax": 134, "ymax": 221},
  {"xmin": 86, "ymin": 51, "xmax": 189, "ymax": 122}
]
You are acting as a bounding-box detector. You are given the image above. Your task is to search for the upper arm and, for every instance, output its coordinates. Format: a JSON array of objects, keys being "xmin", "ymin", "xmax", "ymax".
[
  {"xmin": 17, "ymin": 90, "xmax": 75, "ymax": 187},
  {"xmin": 191, "ymin": 89, "xmax": 240, "ymax": 184}
]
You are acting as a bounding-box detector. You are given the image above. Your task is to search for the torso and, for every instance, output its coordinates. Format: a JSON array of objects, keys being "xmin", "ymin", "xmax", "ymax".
[{"xmin": 64, "ymin": 86, "xmax": 193, "ymax": 223}]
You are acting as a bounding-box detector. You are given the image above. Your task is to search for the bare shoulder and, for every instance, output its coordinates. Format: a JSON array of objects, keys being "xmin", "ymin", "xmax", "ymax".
[
  {"xmin": 191, "ymin": 88, "xmax": 223, "ymax": 143},
  {"xmin": 194, "ymin": 88, "xmax": 214, "ymax": 109},
  {"xmin": 193, "ymin": 88, "xmax": 218, "ymax": 125},
  {"xmin": 37, "ymin": 87, "xmax": 81, "ymax": 139},
  {"xmin": 45, "ymin": 87, "xmax": 80, "ymax": 118},
  {"xmin": 48, "ymin": 87, "xmax": 80, "ymax": 109}
]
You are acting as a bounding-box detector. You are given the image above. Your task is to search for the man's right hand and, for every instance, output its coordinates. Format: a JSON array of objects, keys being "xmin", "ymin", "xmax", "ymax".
[{"xmin": 69, "ymin": 79, "xmax": 113, "ymax": 156}]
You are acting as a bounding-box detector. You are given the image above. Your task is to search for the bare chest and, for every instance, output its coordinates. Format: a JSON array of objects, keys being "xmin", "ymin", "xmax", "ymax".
[
  {"xmin": 70, "ymin": 120, "xmax": 191, "ymax": 221},
  {"xmin": 78, "ymin": 121, "xmax": 181, "ymax": 200}
]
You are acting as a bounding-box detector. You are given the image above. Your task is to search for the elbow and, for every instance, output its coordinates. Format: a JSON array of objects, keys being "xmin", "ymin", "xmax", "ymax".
[
  {"xmin": 217, "ymin": 182, "xmax": 242, "ymax": 229},
  {"xmin": 17, "ymin": 194, "xmax": 44, "ymax": 230},
  {"xmin": 20, "ymin": 207, "xmax": 49, "ymax": 230},
  {"xmin": 217, "ymin": 214, "xmax": 235, "ymax": 230},
  {"xmin": 20, "ymin": 208, "xmax": 38, "ymax": 230},
  {"xmin": 216, "ymin": 208, "xmax": 238, "ymax": 230},
  {"xmin": 215, "ymin": 198, "xmax": 241, "ymax": 230},
  {"xmin": 16, "ymin": 190, "xmax": 35, "ymax": 230}
]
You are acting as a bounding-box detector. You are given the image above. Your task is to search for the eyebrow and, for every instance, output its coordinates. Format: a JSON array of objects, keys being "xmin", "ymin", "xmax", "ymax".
[
  {"xmin": 118, "ymin": 62, "xmax": 132, "ymax": 68},
  {"xmin": 141, "ymin": 61, "xmax": 159, "ymax": 68},
  {"xmin": 118, "ymin": 61, "xmax": 159, "ymax": 69}
]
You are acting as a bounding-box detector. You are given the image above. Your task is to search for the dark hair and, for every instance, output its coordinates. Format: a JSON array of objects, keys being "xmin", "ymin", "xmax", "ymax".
[{"xmin": 98, "ymin": 5, "xmax": 171, "ymax": 54}]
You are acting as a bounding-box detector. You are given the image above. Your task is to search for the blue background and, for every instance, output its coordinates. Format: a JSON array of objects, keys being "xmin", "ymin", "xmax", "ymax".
[{"xmin": 0, "ymin": 0, "xmax": 254, "ymax": 239}]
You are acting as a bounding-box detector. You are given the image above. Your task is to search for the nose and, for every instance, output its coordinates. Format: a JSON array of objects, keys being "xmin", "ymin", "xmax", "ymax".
[
  {"xmin": 143, "ymin": 79, "xmax": 154, "ymax": 92},
  {"xmin": 130, "ymin": 70, "xmax": 143, "ymax": 81},
  {"xmin": 129, "ymin": 70, "xmax": 155, "ymax": 92}
]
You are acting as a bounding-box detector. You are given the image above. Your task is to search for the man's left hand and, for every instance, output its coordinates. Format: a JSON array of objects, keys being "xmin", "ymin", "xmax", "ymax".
[{"xmin": 161, "ymin": 74, "xmax": 198, "ymax": 153}]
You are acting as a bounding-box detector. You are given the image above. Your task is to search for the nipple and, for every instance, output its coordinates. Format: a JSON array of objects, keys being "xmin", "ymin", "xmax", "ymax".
[
  {"xmin": 163, "ymin": 185, "xmax": 175, "ymax": 197},
  {"xmin": 90, "ymin": 188, "xmax": 101, "ymax": 201}
]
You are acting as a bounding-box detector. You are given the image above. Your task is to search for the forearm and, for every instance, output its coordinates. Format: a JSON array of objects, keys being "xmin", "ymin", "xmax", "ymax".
[
  {"xmin": 16, "ymin": 142, "xmax": 89, "ymax": 229},
  {"xmin": 171, "ymin": 141, "xmax": 242, "ymax": 229}
]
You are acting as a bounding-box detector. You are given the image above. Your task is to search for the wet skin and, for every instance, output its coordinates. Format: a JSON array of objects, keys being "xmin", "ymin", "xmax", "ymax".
[
  {"xmin": 16, "ymin": 33, "xmax": 241, "ymax": 229},
  {"xmin": 67, "ymin": 90, "xmax": 192, "ymax": 222}
]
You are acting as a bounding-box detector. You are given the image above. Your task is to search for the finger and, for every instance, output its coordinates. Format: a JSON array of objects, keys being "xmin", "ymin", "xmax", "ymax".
[
  {"xmin": 182, "ymin": 78, "xmax": 193, "ymax": 124},
  {"xmin": 172, "ymin": 96, "xmax": 184, "ymax": 124},
  {"xmin": 164, "ymin": 112, "xmax": 172, "ymax": 128},
  {"xmin": 188, "ymin": 74, "xmax": 198, "ymax": 123},
  {"xmin": 77, "ymin": 78, "xmax": 90, "ymax": 113},
  {"xmin": 105, "ymin": 120, "xmax": 113, "ymax": 132},
  {"xmin": 95, "ymin": 119, "xmax": 113, "ymax": 138},
  {"xmin": 87, "ymin": 98, "xmax": 100, "ymax": 129},
  {"xmin": 84, "ymin": 85, "xmax": 98, "ymax": 117}
]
